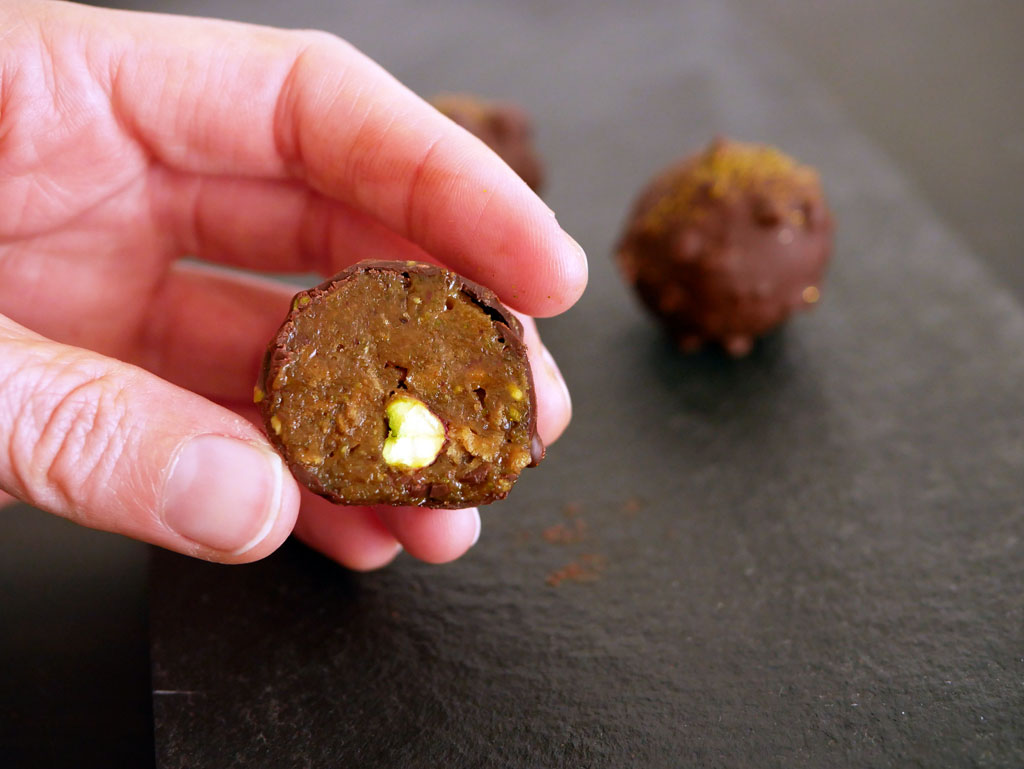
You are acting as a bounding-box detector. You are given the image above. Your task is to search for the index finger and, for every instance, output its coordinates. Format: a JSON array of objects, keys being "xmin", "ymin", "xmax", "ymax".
[{"xmin": 64, "ymin": 3, "xmax": 588, "ymax": 315}]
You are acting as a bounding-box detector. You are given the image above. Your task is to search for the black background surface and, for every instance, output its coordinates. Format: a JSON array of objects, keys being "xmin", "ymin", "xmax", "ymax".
[{"xmin": 2, "ymin": 1, "xmax": 1023, "ymax": 767}]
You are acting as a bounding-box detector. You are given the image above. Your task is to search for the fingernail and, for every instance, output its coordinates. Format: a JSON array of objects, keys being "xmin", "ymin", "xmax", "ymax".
[
  {"xmin": 540, "ymin": 344, "xmax": 572, "ymax": 419},
  {"xmin": 163, "ymin": 435, "xmax": 283, "ymax": 554},
  {"xmin": 471, "ymin": 509, "xmax": 482, "ymax": 547}
]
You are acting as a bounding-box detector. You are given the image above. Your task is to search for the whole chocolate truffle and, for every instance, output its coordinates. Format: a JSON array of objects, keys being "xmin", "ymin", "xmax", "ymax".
[
  {"xmin": 616, "ymin": 138, "xmax": 833, "ymax": 356},
  {"xmin": 432, "ymin": 93, "xmax": 544, "ymax": 193},
  {"xmin": 256, "ymin": 261, "xmax": 542, "ymax": 508}
]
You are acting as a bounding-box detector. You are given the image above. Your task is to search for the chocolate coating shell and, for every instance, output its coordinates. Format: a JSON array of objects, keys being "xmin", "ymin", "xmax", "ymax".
[
  {"xmin": 257, "ymin": 260, "xmax": 543, "ymax": 508},
  {"xmin": 616, "ymin": 138, "xmax": 833, "ymax": 356}
]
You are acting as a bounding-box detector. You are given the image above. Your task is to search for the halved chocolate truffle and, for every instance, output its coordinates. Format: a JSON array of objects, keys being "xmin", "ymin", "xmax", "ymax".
[
  {"xmin": 432, "ymin": 92, "xmax": 545, "ymax": 193},
  {"xmin": 616, "ymin": 138, "xmax": 833, "ymax": 356},
  {"xmin": 256, "ymin": 261, "xmax": 542, "ymax": 508}
]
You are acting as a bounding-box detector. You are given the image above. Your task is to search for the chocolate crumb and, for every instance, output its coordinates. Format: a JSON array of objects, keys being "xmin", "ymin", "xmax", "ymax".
[
  {"xmin": 562, "ymin": 501, "xmax": 583, "ymax": 518},
  {"xmin": 546, "ymin": 553, "xmax": 606, "ymax": 587},
  {"xmin": 542, "ymin": 518, "xmax": 587, "ymax": 545}
]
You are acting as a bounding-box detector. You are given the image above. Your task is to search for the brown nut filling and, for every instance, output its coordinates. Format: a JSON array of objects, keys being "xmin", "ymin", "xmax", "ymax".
[{"xmin": 258, "ymin": 261, "xmax": 541, "ymax": 508}]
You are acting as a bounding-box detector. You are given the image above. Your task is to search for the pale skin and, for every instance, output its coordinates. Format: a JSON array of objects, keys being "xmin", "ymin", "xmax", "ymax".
[{"xmin": 0, "ymin": 1, "xmax": 586, "ymax": 569}]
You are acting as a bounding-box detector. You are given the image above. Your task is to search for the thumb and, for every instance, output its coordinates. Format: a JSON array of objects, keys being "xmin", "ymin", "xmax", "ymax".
[{"xmin": 0, "ymin": 315, "xmax": 299, "ymax": 563}]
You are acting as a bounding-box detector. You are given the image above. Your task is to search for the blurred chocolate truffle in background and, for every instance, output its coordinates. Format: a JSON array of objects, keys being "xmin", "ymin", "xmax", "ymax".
[
  {"xmin": 432, "ymin": 93, "xmax": 545, "ymax": 193},
  {"xmin": 616, "ymin": 138, "xmax": 833, "ymax": 356}
]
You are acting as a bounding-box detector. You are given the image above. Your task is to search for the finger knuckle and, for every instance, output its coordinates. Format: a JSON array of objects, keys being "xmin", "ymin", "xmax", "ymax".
[
  {"xmin": 10, "ymin": 356, "xmax": 135, "ymax": 522},
  {"xmin": 290, "ymin": 28, "xmax": 345, "ymax": 50},
  {"xmin": 272, "ymin": 31, "xmax": 358, "ymax": 177}
]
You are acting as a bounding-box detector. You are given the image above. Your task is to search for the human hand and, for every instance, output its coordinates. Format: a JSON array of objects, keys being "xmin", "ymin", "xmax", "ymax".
[{"xmin": 0, "ymin": 1, "xmax": 586, "ymax": 568}]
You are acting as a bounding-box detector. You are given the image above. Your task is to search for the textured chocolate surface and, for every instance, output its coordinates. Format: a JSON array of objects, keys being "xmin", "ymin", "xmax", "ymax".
[
  {"xmin": 432, "ymin": 93, "xmax": 545, "ymax": 192},
  {"xmin": 258, "ymin": 260, "xmax": 540, "ymax": 508},
  {"xmin": 617, "ymin": 138, "xmax": 832, "ymax": 356}
]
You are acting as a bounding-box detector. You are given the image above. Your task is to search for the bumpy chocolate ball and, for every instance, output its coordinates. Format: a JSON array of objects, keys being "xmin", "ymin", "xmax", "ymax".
[
  {"xmin": 431, "ymin": 93, "xmax": 544, "ymax": 193},
  {"xmin": 616, "ymin": 138, "xmax": 833, "ymax": 356}
]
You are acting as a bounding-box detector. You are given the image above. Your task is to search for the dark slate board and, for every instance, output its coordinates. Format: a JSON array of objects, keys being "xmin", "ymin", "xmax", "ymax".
[{"xmin": 151, "ymin": 1, "xmax": 1024, "ymax": 766}]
